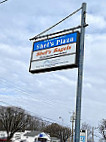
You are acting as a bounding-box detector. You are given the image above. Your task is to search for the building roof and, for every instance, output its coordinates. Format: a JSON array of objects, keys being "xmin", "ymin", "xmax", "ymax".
[
  {"xmin": 24, "ymin": 131, "xmax": 41, "ymax": 137},
  {"xmin": 51, "ymin": 137, "xmax": 60, "ymax": 140},
  {"xmin": 24, "ymin": 131, "xmax": 51, "ymax": 140}
]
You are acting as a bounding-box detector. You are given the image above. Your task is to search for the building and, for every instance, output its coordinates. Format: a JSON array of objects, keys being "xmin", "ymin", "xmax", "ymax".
[
  {"xmin": 0, "ymin": 131, "xmax": 60, "ymax": 142},
  {"xmin": 0, "ymin": 131, "xmax": 7, "ymax": 142},
  {"xmin": 20, "ymin": 131, "xmax": 51, "ymax": 142}
]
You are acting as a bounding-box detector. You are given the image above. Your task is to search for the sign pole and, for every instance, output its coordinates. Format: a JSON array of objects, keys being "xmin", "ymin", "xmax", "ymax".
[{"xmin": 75, "ymin": 3, "xmax": 86, "ymax": 142}]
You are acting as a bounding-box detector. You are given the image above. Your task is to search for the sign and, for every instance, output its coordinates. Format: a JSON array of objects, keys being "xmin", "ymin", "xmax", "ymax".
[
  {"xmin": 80, "ymin": 130, "xmax": 87, "ymax": 142},
  {"xmin": 74, "ymin": 130, "xmax": 87, "ymax": 142},
  {"xmin": 29, "ymin": 31, "xmax": 80, "ymax": 73}
]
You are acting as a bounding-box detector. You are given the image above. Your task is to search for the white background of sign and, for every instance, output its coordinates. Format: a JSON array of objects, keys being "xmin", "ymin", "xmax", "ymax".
[
  {"xmin": 31, "ymin": 54, "xmax": 76, "ymax": 71},
  {"xmin": 32, "ymin": 43, "xmax": 76, "ymax": 61}
]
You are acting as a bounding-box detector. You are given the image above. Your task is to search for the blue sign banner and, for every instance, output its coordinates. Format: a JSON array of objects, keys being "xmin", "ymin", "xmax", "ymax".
[
  {"xmin": 33, "ymin": 32, "xmax": 78, "ymax": 51},
  {"xmin": 80, "ymin": 136, "xmax": 86, "ymax": 142}
]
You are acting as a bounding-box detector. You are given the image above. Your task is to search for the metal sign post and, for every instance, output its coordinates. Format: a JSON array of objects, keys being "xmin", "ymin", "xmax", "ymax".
[
  {"xmin": 75, "ymin": 3, "xmax": 86, "ymax": 142},
  {"xmin": 29, "ymin": 3, "xmax": 87, "ymax": 142}
]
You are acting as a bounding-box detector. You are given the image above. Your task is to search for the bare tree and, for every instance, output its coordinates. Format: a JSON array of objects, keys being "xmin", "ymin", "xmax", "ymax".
[
  {"xmin": 62, "ymin": 126, "xmax": 71, "ymax": 142},
  {"xmin": 99, "ymin": 119, "xmax": 106, "ymax": 140},
  {"xmin": 27, "ymin": 116, "xmax": 47, "ymax": 131},
  {"xmin": 0, "ymin": 106, "xmax": 31, "ymax": 141},
  {"xmin": 44, "ymin": 123, "xmax": 71, "ymax": 142}
]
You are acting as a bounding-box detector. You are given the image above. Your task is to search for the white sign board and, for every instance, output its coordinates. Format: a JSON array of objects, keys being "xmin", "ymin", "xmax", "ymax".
[
  {"xmin": 80, "ymin": 130, "xmax": 87, "ymax": 142},
  {"xmin": 29, "ymin": 31, "xmax": 80, "ymax": 73}
]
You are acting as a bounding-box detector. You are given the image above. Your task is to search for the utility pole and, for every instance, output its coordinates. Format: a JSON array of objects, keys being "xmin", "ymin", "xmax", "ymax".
[
  {"xmin": 59, "ymin": 116, "xmax": 64, "ymax": 142},
  {"xmin": 71, "ymin": 120, "xmax": 74, "ymax": 142},
  {"xmin": 92, "ymin": 127, "xmax": 94, "ymax": 142},
  {"xmin": 75, "ymin": 3, "xmax": 87, "ymax": 142},
  {"xmin": 0, "ymin": 0, "xmax": 8, "ymax": 4},
  {"xmin": 71, "ymin": 112, "xmax": 76, "ymax": 142},
  {"xmin": 103, "ymin": 129, "xmax": 106, "ymax": 141}
]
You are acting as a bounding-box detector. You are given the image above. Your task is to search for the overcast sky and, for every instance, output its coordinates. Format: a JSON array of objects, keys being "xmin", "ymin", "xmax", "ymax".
[{"xmin": 0, "ymin": 0, "xmax": 106, "ymax": 140}]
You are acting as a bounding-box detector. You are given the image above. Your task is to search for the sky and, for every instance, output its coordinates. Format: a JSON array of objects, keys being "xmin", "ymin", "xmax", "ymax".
[{"xmin": 0, "ymin": 0, "xmax": 106, "ymax": 140}]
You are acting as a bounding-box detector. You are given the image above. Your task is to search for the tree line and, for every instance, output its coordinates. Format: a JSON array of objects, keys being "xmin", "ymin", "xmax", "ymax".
[{"xmin": 0, "ymin": 106, "xmax": 105, "ymax": 142}]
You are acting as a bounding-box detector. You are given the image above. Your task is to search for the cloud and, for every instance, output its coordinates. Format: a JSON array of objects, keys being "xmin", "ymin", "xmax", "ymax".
[{"xmin": 87, "ymin": 14, "xmax": 106, "ymax": 33}]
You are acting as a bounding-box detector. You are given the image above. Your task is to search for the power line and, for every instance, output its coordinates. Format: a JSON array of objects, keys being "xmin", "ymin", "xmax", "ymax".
[
  {"xmin": 0, "ymin": 77, "xmax": 74, "ymax": 126},
  {"xmin": 0, "ymin": 96, "xmax": 69, "ymax": 126},
  {"xmin": 0, "ymin": 100, "xmax": 63, "ymax": 125},
  {"xmin": 0, "ymin": 77, "xmax": 74, "ymax": 110},
  {"xmin": 0, "ymin": 78, "xmax": 55, "ymax": 105},
  {"xmin": 0, "ymin": 77, "xmax": 101, "ymax": 127},
  {"xmin": 0, "ymin": 100, "xmax": 10, "ymax": 105},
  {"xmin": 0, "ymin": 0, "xmax": 8, "ymax": 4},
  {"xmin": 30, "ymin": 7, "xmax": 82, "ymax": 40}
]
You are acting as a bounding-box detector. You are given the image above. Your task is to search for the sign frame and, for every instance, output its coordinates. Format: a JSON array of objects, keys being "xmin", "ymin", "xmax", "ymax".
[{"xmin": 29, "ymin": 31, "xmax": 80, "ymax": 73}]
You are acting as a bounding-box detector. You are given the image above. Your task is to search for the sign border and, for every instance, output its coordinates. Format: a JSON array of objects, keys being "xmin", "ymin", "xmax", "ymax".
[{"xmin": 29, "ymin": 31, "xmax": 80, "ymax": 73}]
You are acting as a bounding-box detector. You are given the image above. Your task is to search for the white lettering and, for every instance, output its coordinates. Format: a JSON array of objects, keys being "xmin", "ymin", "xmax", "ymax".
[
  {"xmin": 70, "ymin": 38, "xmax": 73, "ymax": 42},
  {"xmin": 50, "ymin": 42, "xmax": 54, "ymax": 46},
  {"xmin": 62, "ymin": 39, "xmax": 66, "ymax": 44},
  {"xmin": 36, "ymin": 44, "xmax": 40, "ymax": 50},
  {"xmin": 40, "ymin": 44, "xmax": 43, "ymax": 49},
  {"xmin": 56, "ymin": 40, "xmax": 60, "ymax": 45},
  {"xmin": 66, "ymin": 38, "xmax": 70, "ymax": 43},
  {"xmin": 47, "ymin": 42, "xmax": 49, "ymax": 47},
  {"xmin": 44, "ymin": 44, "xmax": 47, "ymax": 48}
]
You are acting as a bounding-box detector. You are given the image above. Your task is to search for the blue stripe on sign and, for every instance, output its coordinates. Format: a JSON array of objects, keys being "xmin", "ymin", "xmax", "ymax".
[
  {"xmin": 80, "ymin": 136, "xmax": 85, "ymax": 142},
  {"xmin": 33, "ymin": 32, "xmax": 77, "ymax": 51}
]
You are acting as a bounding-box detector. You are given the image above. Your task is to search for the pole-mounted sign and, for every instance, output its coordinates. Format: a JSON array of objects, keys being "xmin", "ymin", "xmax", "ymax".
[
  {"xmin": 29, "ymin": 31, "xmax": 80, "ymax": 73},
  {"xmin": 29, "ymin": 3, "xmax": 87, "ymax": 142}
]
